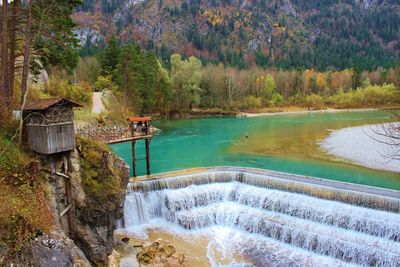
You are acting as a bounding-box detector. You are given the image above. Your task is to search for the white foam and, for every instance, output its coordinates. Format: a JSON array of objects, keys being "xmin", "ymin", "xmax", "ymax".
[{"xmin": 123, "ymin": 181, "xmax": 400, "ymax": 265}]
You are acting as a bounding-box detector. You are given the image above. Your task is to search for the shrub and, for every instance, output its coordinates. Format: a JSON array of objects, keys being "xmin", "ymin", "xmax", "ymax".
[
  {"xmin": 246, "ymin": 95, "xmax": 263, "ymax": 111},
  {"xmin": 44, "ymin": 77, "xmax": 92, "ymax": 105},
  {"xmin": 94, "ymin": 75, "xmax": 113, "ymax": 92},
  {"xmin": 288, "ymin": 94, "xmax": 306, "ymax": 106},
  {"xmin": 68, "ymin": 82, "xmax": 92, "ymax": 105},
  {"xmin": 269, "ymin": 92, "xmax": 284, "ymax": 107},
  {"xmin": 362, "ymin": 84, "xmax": 397, "ymax": 106},
  {"xmin": 326, "ymin": 83, "xmax": 399, "ymax": 108},
  {"xmin": 102, "ymin": 90, "xmax": 133, "ymax": 123},
  {"xmin": 305, "ymin": 94, "xmax": 325, "ymax": 109}
]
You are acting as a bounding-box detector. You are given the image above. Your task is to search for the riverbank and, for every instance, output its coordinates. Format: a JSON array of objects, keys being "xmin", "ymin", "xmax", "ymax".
[
  {"xmin": 321, "ymin": 123, "xmax": 400, "ymax": 173},
  {"xmin": 170, "ymin": 106, "xmax": 398, "ymax": 119},
  {"xmin": 244, "ymin": 107, "xmax": 379, "ymax": 117}
]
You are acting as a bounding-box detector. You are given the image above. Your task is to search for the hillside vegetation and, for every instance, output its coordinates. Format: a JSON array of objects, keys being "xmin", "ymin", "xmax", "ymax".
[
  {"xmin": 75, "ymin": 0, "xmax": 399, "ymax": 70},
  {"xmin": 0, "ymin": 123, "xmax": 53, "ymax": 263}
]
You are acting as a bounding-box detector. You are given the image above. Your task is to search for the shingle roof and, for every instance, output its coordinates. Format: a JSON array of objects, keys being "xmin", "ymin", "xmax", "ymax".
[
  {"xmin": 127, "ymin": 116, "xmax": 152, "ymax": 123},
  {"xmin": 22, "ymin": 98, "xmax": 82, "ymax": 111}
]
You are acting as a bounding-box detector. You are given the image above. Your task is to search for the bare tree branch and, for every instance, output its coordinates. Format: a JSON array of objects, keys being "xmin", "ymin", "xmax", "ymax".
[{"xmin": 367, "ymin": 111, "xmax": 400, "ymax": 160}]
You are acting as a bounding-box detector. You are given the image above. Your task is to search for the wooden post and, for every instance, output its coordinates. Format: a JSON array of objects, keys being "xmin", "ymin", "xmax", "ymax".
[
  {"xmin": 65, "ymin": 156, "xmax": 75, "ymax": 240},
  {"xmin": 131, "ymin": 140, "xmax": 136, "ymax": 177},
  {"xmin": 65, "ymin": 178, "xmax": 75, "ymax": 239},
  {"xmin": 145, "ymin": 139, "xmax": 151, "ymax": 175}
]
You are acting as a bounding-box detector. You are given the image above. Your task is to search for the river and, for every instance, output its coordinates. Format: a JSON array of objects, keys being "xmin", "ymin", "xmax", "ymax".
[
  {"xmin": 114, "ymin": 110, "xmax": 400, "ymax": 266},
  {"xmin": 111, "ymin": 110, "xmax": 399, "ymax": 189}
]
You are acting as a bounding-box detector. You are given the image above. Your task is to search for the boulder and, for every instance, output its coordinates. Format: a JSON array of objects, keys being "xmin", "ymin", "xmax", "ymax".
[
  {"xmin": 10, "ymin": 234, "xmax": 90, "ymax": 267},
  {"xmin": 136, "ymin": 239, "xmax": 186, "ymax": 267}
]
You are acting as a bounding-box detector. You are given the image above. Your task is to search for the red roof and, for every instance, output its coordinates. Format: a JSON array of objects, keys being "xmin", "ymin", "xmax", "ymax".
[
  {"xmin": 22, "ymin": 98, "xmax": 82, "ymax": 110},
  {"xmin": 127, "ymin": 116, "xmax": 152, "ymax": 123}
]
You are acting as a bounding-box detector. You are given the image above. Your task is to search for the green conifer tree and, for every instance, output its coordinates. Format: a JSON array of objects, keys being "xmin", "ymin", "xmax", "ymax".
[{"xmin": 101, "ymin": 35, "xmax": 121, "ymax": 81}]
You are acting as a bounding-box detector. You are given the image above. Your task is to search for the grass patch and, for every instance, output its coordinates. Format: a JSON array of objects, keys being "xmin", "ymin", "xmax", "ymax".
[{"xmin": 74, "ymin": 107, "xmax": 97, "ymax": 124}]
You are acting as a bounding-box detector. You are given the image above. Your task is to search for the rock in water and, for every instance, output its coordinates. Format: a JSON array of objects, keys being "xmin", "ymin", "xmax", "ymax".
[{"xmin": 136, "ymin": 239, "xmax": 186, "ymax": 266}]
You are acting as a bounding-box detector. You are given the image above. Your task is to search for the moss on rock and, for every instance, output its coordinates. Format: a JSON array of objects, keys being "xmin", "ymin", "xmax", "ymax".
[{"xmin": 77, "ymin": 137, "xmax": 124, "ymax": 202}]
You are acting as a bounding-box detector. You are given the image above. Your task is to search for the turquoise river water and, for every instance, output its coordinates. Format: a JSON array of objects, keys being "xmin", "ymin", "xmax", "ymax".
[{"xmin": 111, "ymin": 111, "xmax": 400, "ymax": 190}]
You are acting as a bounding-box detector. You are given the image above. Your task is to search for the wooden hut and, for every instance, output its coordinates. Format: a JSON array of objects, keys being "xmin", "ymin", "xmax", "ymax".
[{"xmin": 22, "ymin": 98, "xmax": 82, "ymax": 154}]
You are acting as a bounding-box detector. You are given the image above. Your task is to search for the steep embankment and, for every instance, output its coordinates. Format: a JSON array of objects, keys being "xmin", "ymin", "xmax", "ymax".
[{"xmin": 0, "ymin": 123, "xmax": 130, "ymax": 266}]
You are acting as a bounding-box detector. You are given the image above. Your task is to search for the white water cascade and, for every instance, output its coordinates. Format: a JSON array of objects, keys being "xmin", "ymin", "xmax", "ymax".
[{"xmin": 123, "ymin": 170, "xmax": 400, "ymax": 266}]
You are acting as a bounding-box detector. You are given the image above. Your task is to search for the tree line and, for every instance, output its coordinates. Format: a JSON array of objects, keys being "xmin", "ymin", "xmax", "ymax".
[{"xmin": 75, "ymin": 36, "xmax": 399, "ymax": 115}]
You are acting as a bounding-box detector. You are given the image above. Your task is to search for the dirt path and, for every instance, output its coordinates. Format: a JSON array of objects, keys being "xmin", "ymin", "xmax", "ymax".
[{"xmin": 92, "ymin": 92, "xmax": 105, "ymax": 114}]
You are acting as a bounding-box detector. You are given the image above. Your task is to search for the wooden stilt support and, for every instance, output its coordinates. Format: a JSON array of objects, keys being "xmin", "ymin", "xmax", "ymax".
[
  {"xmin": 145, "ymin": 139, "xmax": 151, "ymax": 175},
  {"xmin": 131, "ymin": 140, "xmax": 136, "ymax": 177},
  {"xmin": 64, "ymin": 173, "xmax": 75, "ymax": 240},
  {"xmin": 44, "ymin": 161, "xmax": 75, "ymax": 239}
]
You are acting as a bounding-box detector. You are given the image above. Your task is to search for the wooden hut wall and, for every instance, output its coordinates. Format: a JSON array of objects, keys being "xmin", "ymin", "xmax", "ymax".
[{"xmin": 27, "ymin": 122, "xmax": 76, "ymax": 154}]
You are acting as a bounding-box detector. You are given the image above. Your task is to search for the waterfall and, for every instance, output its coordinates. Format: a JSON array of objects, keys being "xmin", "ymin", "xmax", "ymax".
[
  {"xmin": 129, "ymin": 170, "xmax": 400, "ymax": 212},
  {"xmin": 123, "ymin": 169, "xmax": 400, "ymax": 266}
]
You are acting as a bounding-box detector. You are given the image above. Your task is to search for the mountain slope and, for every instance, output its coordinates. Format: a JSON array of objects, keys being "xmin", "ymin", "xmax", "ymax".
[{"xmin": 73, "ymin": 0, "xmax": 400, "ymax": 69}]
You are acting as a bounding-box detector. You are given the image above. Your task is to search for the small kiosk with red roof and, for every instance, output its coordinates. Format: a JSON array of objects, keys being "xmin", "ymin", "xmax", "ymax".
[
  {"xmin": 126, "ymin": 116, "xmax": 154, "ymax": 177},
  {"xmin": 127, "ymin": 116, "xmax": 153, "ymax": 137}
]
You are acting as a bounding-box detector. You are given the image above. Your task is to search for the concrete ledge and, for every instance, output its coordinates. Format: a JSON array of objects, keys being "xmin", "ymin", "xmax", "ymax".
[{"xmin": 132, "ymin": 166, "xmax": 400, "ymax": 199}]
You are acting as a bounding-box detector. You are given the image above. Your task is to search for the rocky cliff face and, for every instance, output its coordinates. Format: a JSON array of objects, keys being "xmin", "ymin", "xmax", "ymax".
[
  {"xmin": 12, "ymin": 138, "xmax": 130, "ymax": 266},
  {"xmin": 73, "ymin": 140, "xmax": 130, "ymax": 266}
]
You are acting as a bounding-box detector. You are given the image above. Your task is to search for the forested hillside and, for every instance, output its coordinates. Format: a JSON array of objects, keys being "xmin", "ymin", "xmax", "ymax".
[{"xmin": 74, "ymin": 0, "xmax": 399, "ymax": 70}]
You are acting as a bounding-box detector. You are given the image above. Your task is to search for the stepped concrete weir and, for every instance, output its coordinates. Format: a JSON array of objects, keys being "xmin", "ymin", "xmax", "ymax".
[{"xmin": 122, "ymin": 167, "xmax": 400, "ymax": 266}]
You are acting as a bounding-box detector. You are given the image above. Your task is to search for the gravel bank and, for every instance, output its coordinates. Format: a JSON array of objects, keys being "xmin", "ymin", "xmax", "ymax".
[{"xmin": 321, "ymin": 123, "xmax": 400, "ymax": 173}]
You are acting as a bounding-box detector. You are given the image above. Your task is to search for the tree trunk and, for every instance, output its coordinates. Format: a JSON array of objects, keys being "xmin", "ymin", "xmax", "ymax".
[
  {"xmin": 1, "ymin": 0, "xmax": 8, "ymax": 111},
  {"xmin": 21, "ymin": 0, "xmax": 33, "ymax": 105},
  {"xmin": 8, "ymin": 0, "xmax": 19, "ymax": 111}
]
